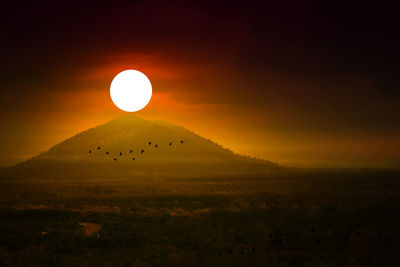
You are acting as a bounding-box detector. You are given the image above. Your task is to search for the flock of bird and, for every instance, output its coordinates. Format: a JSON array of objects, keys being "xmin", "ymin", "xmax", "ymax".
[{"xmin": 87, "ymin": 140, "xmax": 184, "ymax": 162}]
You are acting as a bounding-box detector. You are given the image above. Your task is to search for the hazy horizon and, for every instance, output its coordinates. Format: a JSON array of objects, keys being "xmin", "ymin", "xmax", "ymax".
[{"xmin": 1, "ymin": 114, "xmax": 398, "ymax": 169}]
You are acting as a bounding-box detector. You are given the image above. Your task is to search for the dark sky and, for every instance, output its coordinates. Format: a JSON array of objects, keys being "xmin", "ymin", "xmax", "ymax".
[{"xmin": 1, "ymin": 0, "xmax": 399, "ymax": 167}]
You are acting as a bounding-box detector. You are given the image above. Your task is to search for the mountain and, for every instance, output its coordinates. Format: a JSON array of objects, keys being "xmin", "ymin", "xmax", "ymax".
[{"xmin": 13, "ymin": 116, "xmax": 281, "ymax": 178}]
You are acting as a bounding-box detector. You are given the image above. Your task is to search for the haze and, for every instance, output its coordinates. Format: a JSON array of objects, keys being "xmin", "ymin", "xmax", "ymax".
[{"xmin": 1, "ymin": 1, "xmax": 399, "ymax": 168}]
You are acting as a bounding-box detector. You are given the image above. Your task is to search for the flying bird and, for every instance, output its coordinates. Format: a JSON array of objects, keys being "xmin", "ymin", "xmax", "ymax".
[
  {"xmin": 148, "ymin": 141, "xmax": 151, "ymax": 145},
  {"xmin": 113, "ymin": 158, "xmax": 117, "ymax": 162},
  {"xmin": 119, "ymin": 152, "xmax": 122, "ymax": 156},
  {"xmin": 88, "ymin": 150, "xmax": 92, "ymax": 154},
  {"xmin": 141, "ymin": 149, "xmax": 144, "ymax": 154},
  {"xmin": 97, "ymin": 146, "xmax": 101, "ymax": 150},
  {"xmin": 132, "ymin": 157, "xmax": 136, "ymax": 160},
  {"xmin": 155, "ymin": 144, "xmax": 158, "ymax": 148},
  {"xmin": 106, "ymin": 151, "xmax": 109, "ymax": 155},
  {"xmin": 130, "ymin": 149, "xmax": 133, "ymax": 154},
  {"xmin": 180, "ymin": 140, "xmax": 184, "ymax": 144},
  {"xmin": 169, "ymin": 142, "xmax": 172, "ymax": 146}
]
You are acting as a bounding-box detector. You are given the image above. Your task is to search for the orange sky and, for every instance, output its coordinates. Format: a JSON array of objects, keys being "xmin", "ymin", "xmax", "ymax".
[{"xmin": 1, "ymin": 1, "xmax": 399, "ymax": 167}]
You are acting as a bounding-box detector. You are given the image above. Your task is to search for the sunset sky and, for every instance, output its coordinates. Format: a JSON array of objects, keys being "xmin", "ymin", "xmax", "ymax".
[{"xmin": 1, "ymin": 0, "xmax": 399, "ymax": 167}]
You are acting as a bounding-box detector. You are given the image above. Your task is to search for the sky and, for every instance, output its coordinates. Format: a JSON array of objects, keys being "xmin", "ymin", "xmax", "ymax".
[{"xmin": 1, "ymin": 0, "xmax": 399, "ymax": 167}]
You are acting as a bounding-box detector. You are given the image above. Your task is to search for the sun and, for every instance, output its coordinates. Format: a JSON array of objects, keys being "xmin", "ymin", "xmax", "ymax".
[{"xmin": 110, "ymin": 70, "xmax": 152, "ymax": 112}]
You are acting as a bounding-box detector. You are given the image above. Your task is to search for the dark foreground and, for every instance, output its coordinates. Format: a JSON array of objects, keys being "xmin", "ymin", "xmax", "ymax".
[{"xmin": 0, "ymin": 169, "xmax": 399, "ymax": 266}]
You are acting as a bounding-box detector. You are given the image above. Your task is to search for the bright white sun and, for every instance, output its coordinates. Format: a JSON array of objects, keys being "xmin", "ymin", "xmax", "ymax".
[{"xmin": 110, "ymin": 70, "xmax": 152, "ymax": 112}]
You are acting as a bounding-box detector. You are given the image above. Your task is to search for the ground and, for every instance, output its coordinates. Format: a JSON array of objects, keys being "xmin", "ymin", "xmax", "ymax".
[{"xmin": 0, "ymin": 169, "xmax": 399, "ymax": 266}]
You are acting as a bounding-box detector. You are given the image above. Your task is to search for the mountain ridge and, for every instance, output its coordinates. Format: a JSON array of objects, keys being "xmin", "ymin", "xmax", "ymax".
[{"xmin": 13, "ymin": 115, "xmax": 281, "ymax": 178}]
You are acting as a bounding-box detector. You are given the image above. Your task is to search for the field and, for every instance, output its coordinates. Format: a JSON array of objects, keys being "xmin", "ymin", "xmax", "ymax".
[{"xmin": 0, "ymin": 169, "xmax": 399, "ymax": 266}]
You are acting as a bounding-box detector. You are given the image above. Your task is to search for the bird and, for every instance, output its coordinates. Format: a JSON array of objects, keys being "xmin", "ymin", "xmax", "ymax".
[
  {"xmin": 148, "ymin": 141, "xmax": 151, "ymax": 145},
  {"xmin": 132, "ymin": 157, "xmax": 136, "ymax": 160},
  {"xmin": 106, "ymin": 151, "xmax": 109, "ymax": 155},
  {"xmin": 113, "ymin": 158, "xmax": 117, "ymax": 162},
  {"xmin": 119, "ymin": 152, "xmax": 122, "ymax": 156},
  {"xmin": 88, "ymin": 150, "xmax": 92, "ymax": 154},
  {"xmin": 141, "ymin": 149, "xmax": 144, "ymax": 154},
  {"xmin": 97, "ymin": 146, "xmax": 101, "ymax": 150},
  {"xmin": 169, "ymin": 142, "xmax": 172, "ymax": 146},
  {"xmin": 180, "ymin": 140, "xmax": 184, "ymax": 144},
  {"xmin": 130, "ymin": 149, "xmax": 133, "ymax": 154},
  {"xmin": 155, "ymin": 144, "xmax": 158, "ymax": 148}
]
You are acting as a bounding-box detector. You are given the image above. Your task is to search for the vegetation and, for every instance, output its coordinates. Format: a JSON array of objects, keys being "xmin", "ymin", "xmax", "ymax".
[{"xmin": 0, "ymin": 169, "xmax": 399, "ymax": 266}]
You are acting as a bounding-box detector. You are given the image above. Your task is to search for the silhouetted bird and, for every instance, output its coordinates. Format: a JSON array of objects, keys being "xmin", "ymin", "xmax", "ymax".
[
  {"xmin": 155, "ymin": 144, "xmax": 158, "ymax": 148},
  {"xmin": 310, "ymin": 227, "xmax": 315, "ymax": 233},
  {"xmin": 106, "ymin": 151, "xmax": 109, "ymax": 155},
  {"xmin": 97, "ymin": 146, "xmax": 100, "ymax": 150},
  {"xmin": 113, "ymin": 158, "xmax": 117, "ymax": 162},
  {"xmin": 119, "ymin": 152, "xmax": 122, "ymax": 156},
  {"xmin": 169, "ymin": 142, "xmax": 172, "ymax": 146},
  {"xmin": 88, "ymin": 150, "xmax": 92, "ymax": 154},
  {"xmin": 132, "ymin": 157, "xmax": 136, "ymax": 160},
  {"xmin": 148, "ymin": 141, "xmax": 151, "ymax": 145},
  {"xmin": 130, "ymin": 149, "xmax": 133, "ymax": 154},
  {"xmin": 180, "ymin": 140, "xmax": 184, "ymax": 144},
  {"xmin": 141, "ymin": 149, "xmax": 144, "ymax": 154}
]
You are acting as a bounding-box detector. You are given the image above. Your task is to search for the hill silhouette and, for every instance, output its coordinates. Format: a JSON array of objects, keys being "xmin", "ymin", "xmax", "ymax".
[{"xmin": 13, "ymin": 116, "xmax": 281, "ymax": 178}]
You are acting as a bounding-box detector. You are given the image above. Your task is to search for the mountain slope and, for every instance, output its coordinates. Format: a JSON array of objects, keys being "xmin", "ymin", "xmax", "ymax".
[{"xmin": 16, "ymin": 116, "xmax": 281, "ymax": 178}]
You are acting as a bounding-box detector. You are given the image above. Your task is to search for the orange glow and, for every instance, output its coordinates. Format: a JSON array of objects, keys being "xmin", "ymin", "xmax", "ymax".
[{"xmin": 1, "ymin": 52, "xmax": 399, "ymax": 168}]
